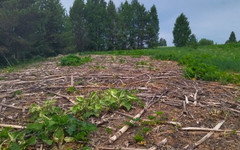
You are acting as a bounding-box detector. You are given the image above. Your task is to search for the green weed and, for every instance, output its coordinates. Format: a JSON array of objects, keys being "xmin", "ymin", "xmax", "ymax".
[
  {"xmin": 72, "ymin": 89, "xmax": 143, "ymax": 120},
  {"xmin": 119, "ymin": 59, "xmax": 125, "ymax": 64},
  {"xmin": 60, "ymin": 55, "xmax": 92, "ymax": 66},
  {"xmin": 0, "ymin": 100, "xmax": 96, "ymax": 149}
]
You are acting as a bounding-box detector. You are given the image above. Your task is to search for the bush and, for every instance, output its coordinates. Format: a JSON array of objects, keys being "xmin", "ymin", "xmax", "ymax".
[
  {"xmin": 198, "ymin": 38, "xmax": 214, "ymax": 46},
  {"xmin": 60, "ymin": 55, "xmax": 92, "ymax": 66}
]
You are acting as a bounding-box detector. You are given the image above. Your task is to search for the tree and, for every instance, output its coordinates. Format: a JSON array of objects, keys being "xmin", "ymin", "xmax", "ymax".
[
  {"xmin": 188, "ymin": 34, "xmax": 198, "ymax": 49},
  {"xmin": 146, "ymin": 5, "xmax": 159, "ymax": 48},
  {"xmin": 172, "ymin": 13, "xmax": 191, "ymax": 47},
  {"xmin": 70, "ymin": 0, "xmax": 87, "ymax": 51},
  {"xmin": 159, "ymin": 38, "xmax": 167, "ymax": 46},
  {"xmin": 118, "ymin": 1, "xmax": 132, "ymax": 49},
  {"xmin": 85, "ymin": 0, "xmax": 108, "ymax": 51},
  {"xmin": 198, "ymin": 38, "xmax": 214, "ymax": 46},
  {"xmin": 106, "ymin": 0, "xmax": 118, "ymax": 50},
  {"xmin": 225, "ymin": 31, "xmax": 237, "ymax": 44}
]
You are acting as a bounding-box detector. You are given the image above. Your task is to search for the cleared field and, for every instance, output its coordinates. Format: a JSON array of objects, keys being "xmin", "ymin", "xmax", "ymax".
[{"xmin": 0, "ymin": 55, "xmax": 240, "ymax": 149}]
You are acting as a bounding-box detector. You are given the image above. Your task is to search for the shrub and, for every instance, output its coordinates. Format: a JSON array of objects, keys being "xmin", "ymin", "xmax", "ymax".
[
  {"xmin": 60, "ymin": 55, "xmax": 92, "ymax": 66},
  {"xmin": 198, "ymin": 38, "xmax": 214, "ymax": 46}
]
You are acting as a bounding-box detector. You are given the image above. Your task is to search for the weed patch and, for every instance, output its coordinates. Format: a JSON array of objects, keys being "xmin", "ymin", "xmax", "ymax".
[
  {"xmin": 60, "ymin": 55, "xmax": 92, "ymax": 66},
  {"xmin": 72, "ymin": 89, "xmax": 143, "ymax": 120},
  {"xmin": 0, "ymin": 100, "xmax": 96, "ymax": 149}
]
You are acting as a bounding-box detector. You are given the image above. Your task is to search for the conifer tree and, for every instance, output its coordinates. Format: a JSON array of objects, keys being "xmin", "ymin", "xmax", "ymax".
[
  {"xmin": 173, "ymin": 13, "xmax": 191, "ymax": 47},
  {"xmin": 106, "ymin": 0, "xmax": 118, "ymax": 50},
  {"xmin": 225, "ymin": 31, "xmax": 237, "ymax": 44},
  {"xmin": 70, "ymin": 0, "xmax": 87, "ymax": 51},
  {"xmin": 146, "ymin": 5, "xmax": 159, "ymax": 48}
]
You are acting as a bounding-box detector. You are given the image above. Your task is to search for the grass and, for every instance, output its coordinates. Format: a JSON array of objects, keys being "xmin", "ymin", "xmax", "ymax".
[
  {"xmin": 0, "ymin": 57, "xmax": 47, "ymax": 73},
  {"xmin": 82, "ymin": 43, "xmax": 240, "ymax": 85}
]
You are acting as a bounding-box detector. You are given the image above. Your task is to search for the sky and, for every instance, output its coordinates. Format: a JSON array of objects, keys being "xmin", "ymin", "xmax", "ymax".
[{"xmin": 60, "ymin": 0, "xmax": 240, "ymax": 46}]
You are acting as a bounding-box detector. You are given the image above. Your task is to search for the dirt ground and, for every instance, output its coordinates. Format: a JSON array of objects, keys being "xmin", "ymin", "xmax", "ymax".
[{"xmin": 0, "ymin": 55, "xmax": 240, "ymax": 150}]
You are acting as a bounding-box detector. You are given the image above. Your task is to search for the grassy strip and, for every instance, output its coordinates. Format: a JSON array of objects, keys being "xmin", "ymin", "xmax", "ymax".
[{"xmin": 82, "ymin": 44, "xmax": 240, "ymax": 85}]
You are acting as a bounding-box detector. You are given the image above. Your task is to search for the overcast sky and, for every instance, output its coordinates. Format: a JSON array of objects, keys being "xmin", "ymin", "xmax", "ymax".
[{"xmin": 60, "ymin": 0, "xmax": 240, "ymax": 46}]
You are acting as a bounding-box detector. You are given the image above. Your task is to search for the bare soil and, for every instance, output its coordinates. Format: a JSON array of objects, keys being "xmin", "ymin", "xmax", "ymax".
[{"xmin": 0, "ymin": 55, "xmax": 240, "ymax": 150}]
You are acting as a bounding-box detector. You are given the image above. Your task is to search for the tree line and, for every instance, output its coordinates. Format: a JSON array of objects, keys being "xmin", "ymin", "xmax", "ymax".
[
  {"xmin": 0, "ymin": 0, "xmax": 159, "ymax": 67},
  {"xmin": 172, "ymin": 13, "xmax": 240, "ymax": 48},
  {"xmin": 0, "ymin": 0, "xmax": 72, "ymax": 66},
  {"xmin": 70, "ymin": 0, "xmax": 159, "ymax": 51},
  {"xmin": 0, "ymin": 0, "xmax": 239, "ymax": 67}
]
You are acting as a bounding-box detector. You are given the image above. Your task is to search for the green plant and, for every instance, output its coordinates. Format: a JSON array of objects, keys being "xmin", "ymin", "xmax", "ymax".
[
  {"xmin": 119, "ymin": 59, "xmax": 125, "ymax": 64},
  {"xmin": 134, "ymin": 134, "xmax": 144, "ymax": 143},
  {"xmin": 28, "ymin": 100, "xmax": 96, "ymax": 148},
  {"xmin": 60, "ymin": 55, "xmax": 92, "ymax": 66},
  {"xmin": 67, "ymin": 86, "xmax": 77, "ymax": 94},
  {"xmin": 0, "ymin": 100, "xmax": 96, "ymax": 149},
  {"xmin": 0, "ymin": 127, "xmax": 36, "ymax": 150},
  {"xmin": 72, "ymin": 89, "xmax": 143, "ymax": 120},
  {"xmin": 14, "ymin": 90, "xmax": 23, "ymax": 96}
]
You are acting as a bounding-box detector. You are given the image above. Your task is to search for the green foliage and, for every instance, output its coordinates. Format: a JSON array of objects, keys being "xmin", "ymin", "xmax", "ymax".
[
  {"xmin": 67, "ymin": 86, "xmax": 77, "ymax": 94},
  {"xmin": 198, "ymin": 38, "xmax": 214, "ymax": 46},
  {"xmin": 60, "ymin": 55, "xmax": 92, "ymax": 66},
  {"xmin": 173, "ymin": 13, "xmax": 191, "ymax": 47},
  {"xmin": 14, "ymin": 90, "xmax": 23, "ymax": 96},
  {"xmin": 134, "ymin": 134, "xmax": 144, "ymax": 143},
  {"xmin": 119, "ymin": 59, "xmax": 125, "ymax": 64},
  {"xmin": 72, "ymin": 89, "xmax": 143, "ymax": 120},
  {"xmin": 0, "ymin": 100, "xmax": 96, "ymax": 149},
  {"xmin": 0, "ymin": 0, "xmax": 67, "ymax": 67},
  {"xmin": 0, "ymin": 127, "xmax": 36, "ymax": 150},
  {"xmin": 28, "ymin": 100, "xmax": 97, "ymax": 144}
]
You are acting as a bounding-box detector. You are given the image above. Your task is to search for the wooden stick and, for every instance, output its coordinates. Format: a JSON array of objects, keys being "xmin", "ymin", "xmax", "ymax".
[
  {"xmin": 0, "ymin": 103, "xmax": 27, "ymax": 110},
  {"xmin": 71, "ymin": 74, "xmax": 74, "ymax": 86},
  {"xmin": 0, "ymin": 124, "xmax": 26, "ymax": 129},
  {"xmin": 109, "ymin": 109, "xmax": 145, "ymax": 143},
  {"xmin": 184, "ymin": 95, "xmax": 189, "ymax": 104},
  {"xmin": 109, "ymin": 90, "xmax": 168, "ymax": 143},
  {"xmin": 97, "ymin": 146, "xmax": 157, "ymax": 150},
  {"xmin": 157, "ymin": 138, "xmax": 167, "ymax": 147},
  {"xmin": 46, "ymin": 91, "xmax": 76, "ymax": 104},
  {"xmin": 186, "ymin": 120, "xmax": 225, "ymax": 150},
  {"xmin": 181, "ymin": 127, "xmax": 240, "ymax": 133},
  {"xmin": 193, "ymin": 88, "xmax": 198, "ymax": 106}
]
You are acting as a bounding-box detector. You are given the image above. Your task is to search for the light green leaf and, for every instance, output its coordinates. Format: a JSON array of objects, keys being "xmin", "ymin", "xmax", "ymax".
[
  {"xmin": 64, "ymin": 137, "xmax": 74, "ymax": 143},
  {"xmin": 53, "ymin": 128, "xmax": 64, "ymax": 145}
]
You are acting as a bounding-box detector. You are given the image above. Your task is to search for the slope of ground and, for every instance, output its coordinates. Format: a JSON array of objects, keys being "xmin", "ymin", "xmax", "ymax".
[{"xmin": 0, "ymin": 55, "xmax": 240, "ymax": 150}]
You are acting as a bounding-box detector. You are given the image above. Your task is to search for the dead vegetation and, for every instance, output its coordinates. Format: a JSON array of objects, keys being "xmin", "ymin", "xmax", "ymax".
[{"xmin": 0, "ymin": 55, "xmax": 240, "ymax": 150}]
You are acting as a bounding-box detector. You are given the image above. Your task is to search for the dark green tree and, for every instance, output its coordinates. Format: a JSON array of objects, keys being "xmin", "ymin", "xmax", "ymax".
[
  {"xmin": 118, "ymin": 1, "xmax": 132, "ymax": 49},
  {"xmin": 132, "ymin": 1, "xmax": 148, "ymax": 49},
  {"xmin": 70, "ymin": 0, "xmax": 87, "ymax": 51},
  {"xmin": 106, "ymin": 0, "xmax": 118, "ymax": 50},
  {"xmin": 225, "ymin": 31, "xmax": 237, "ymax": 44},
  {"xmin": 146, "ymin": 5, "xmax": 159, "ymax": 48},
  {"xmin": 159, "ymin": 38, "xmax": 167, "ymax": 46},
  {"xmin": 36, "ymin": 0, "xmax": 66, "ymax": 56},
  {"xmin": 188, "ymin": 34, "xmax": 198, "ymax": 49},
  {"xmin": 85, "ymin": 0, "xmax": 108, "ymax": 51},
  {"xmin": 172, "ymin": 13, "xmax": 191, "ymax": 47}
]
